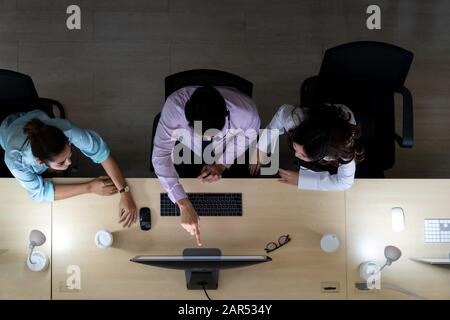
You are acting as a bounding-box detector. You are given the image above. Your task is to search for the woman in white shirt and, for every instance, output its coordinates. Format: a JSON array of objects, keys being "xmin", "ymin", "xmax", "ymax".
[{"xmin": 250, "ymin": 103, "xmax": 364, "ymax": 191}]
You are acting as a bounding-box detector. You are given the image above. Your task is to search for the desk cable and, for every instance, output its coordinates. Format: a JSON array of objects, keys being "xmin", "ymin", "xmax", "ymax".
[
  {"xmin": 382, "ymin": 283, "xmax": 427, "ymax": 300},
  {"xmin": 200, "ymin": 283, "xmax": 212, "ymax": 301}
]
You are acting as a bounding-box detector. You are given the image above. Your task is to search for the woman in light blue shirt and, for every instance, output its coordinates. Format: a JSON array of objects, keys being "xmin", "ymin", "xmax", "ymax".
[{"xmin": 0, "ymin": 110, "xmax": 137, "ymax": 228}]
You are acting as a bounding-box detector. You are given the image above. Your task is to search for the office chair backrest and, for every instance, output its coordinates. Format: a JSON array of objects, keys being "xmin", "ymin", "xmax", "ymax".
[
  {"xmin": 309, "ymin": 41, "xmax": 414, "ymax": 176},
  {"xmin": 0, "ymin": 69, "xmax": 42, "ymax": 120},
  {"xmin": 318, "ymin": 41, "xmax": 413, "ymax": 92},
  {"xmin": 164, "ymin": 69, "xmax": 253, "ymax": 99}
]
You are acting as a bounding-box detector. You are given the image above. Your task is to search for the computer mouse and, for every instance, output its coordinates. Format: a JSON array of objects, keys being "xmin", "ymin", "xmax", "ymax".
[{"xmin": 391, "ymin": 207, "xmax": 405, "ymax": 232}]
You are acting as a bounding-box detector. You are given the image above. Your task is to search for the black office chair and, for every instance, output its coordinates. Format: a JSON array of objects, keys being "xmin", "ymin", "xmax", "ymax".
[
  {"xmin": 300, "ymin": 41, "xmax": 414, "ymax": 178},
  {"xmin": 0, "ymin": 69, "xmax": 66, "ymax": 177},
  {"xmin": 149, "ymin": 69, "xmax": 253, "ymax": 174}
]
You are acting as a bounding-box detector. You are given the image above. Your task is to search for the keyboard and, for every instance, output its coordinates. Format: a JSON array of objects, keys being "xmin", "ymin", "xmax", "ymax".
[
  {"xmin": 424, "ymin": 219, "xmax": 450, "ymax": 243},
  {"xmin": 160, "ymin": 193, "xmax": 242, "ymax": 216}
]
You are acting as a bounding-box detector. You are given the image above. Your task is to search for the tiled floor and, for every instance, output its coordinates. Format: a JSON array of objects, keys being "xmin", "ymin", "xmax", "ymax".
[{"xmin": 1, "ymin": 0, "xmax": 449, "ymax": 177}]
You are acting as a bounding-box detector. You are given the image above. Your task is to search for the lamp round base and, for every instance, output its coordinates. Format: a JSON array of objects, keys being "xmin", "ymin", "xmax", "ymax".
[
  {"xmin": 359, "ymin": 261, "xmax": 380, "ymax": 280},
  {"xmin": 26, "ymin": 251, "xmax": 49, "ymax": 272}
]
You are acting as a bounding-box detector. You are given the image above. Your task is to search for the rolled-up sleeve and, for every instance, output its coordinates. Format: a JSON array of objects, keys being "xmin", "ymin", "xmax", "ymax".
[
  {"xmin": 67, "ymin": 125, "xmax": 110, "ymax": 164},
  {"xmin": 6, "ymin": 158, "xmax": 55, "ymax": 202},
  {"xmin": 298, "ymin": 160, "xmax": 355, "ymax": 191}
]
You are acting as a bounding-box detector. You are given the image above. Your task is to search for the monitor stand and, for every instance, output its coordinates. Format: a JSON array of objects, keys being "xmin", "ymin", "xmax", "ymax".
[{"xmin": 183, "ymin": 248, "xmax": 221, "ymax": 290}]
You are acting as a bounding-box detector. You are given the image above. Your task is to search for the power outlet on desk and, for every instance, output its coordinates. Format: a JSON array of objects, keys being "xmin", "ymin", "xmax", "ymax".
[{"xmin": 321, "ymin": 281, "xmax": 340, "ymax": 293}]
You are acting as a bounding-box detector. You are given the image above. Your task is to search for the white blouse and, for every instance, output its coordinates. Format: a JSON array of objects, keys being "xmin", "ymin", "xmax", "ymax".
[{"xmin": 258, "ymin": 104, "xmax": 357, "ymax": 191}]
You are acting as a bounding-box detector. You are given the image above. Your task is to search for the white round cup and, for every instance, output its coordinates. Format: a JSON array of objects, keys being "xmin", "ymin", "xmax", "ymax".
[
  {"xmin": 320, "ymin": 234, "xmax": 340, "ymax": 253},
  {"xmin": 95, "ymin": 230, "xmax": 113, "ymax": 249}
]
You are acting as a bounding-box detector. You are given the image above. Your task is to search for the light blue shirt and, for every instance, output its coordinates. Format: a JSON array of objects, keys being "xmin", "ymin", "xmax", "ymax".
[{"xmin": 0, "ymin": 110, "xmax": 110, "ymax": 202}]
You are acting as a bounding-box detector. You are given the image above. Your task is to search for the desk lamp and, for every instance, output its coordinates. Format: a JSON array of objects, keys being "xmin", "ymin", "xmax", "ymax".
[
  {"xmin": 27, "ymin": 229, "xmax": 49, "ymax": 272},
  {"xmin": 359, "ymin": 245, "xmax": 402, "ymax": 282}
]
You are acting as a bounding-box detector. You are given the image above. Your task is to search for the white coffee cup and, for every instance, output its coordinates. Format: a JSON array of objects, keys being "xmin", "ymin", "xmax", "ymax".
[
  {"xmin": 95, "ymin": 230, "xmax": 113, "ymax": 249},
  {"xmin": 320, "ymin": 234, "xmax": 340, "ymax": 253}
]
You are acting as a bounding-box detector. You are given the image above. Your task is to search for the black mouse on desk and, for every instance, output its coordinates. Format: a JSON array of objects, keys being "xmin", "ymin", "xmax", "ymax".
[{"xmin": 139, "ymin": 207, "xmax": 151, "ymax": 231}]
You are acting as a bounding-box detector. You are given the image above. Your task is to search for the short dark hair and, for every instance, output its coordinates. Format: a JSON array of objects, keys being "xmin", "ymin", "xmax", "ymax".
[
  {"xmin": 23, "ymin": 118, "xmax": 69, "ymax": 162},
  {"xmin": 184, "ymin": 86, "xmax": 228, "ymax": 134}
]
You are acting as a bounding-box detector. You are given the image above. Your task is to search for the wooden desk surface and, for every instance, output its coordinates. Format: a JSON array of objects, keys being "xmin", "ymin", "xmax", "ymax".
[
  {"xmin": 2, "ymin": 178, "xmax": 448, "ymax": 300},
  {"xmin": 51, "ymin": 178, "xmax": 347, "ymax": 300},
  {"xmin": 346, "ymin": 180, "xmax": 450, "ymax": 300},
  {"xmin": 0, "ymin": 179, "xmax": 52, "ymax": 300}
]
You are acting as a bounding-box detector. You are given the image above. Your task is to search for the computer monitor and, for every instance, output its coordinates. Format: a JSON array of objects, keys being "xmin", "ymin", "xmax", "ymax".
[
  {"xmin": 410, "ymin": 257, "xmax": 450, "ymax": 265},
  {"xmin": 130, "ymin": 248, "xmax": 272, "ymax": 290}
]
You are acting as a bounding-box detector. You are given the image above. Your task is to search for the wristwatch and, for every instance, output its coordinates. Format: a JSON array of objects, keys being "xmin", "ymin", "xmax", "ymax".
[{"xmin": 119, "ymin": 185, "xmax": 130, "ymax": 194}]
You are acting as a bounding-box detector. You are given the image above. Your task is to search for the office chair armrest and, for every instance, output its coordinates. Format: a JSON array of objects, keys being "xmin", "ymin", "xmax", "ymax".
[
  {"xmin": 394, "ymin": 86, "xmax": 413, "ymax": 148},
  {"xmin": 39, "ymin": 98, "xmax": 66, "ymax": 119}
]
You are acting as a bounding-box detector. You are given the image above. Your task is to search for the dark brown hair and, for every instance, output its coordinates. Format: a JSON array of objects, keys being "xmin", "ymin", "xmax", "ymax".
[
  {"xmin": 23, "ymin": 118, "xmax": 68, "ymax": 162},
  {"xmin": 289, "ymin": 104, "xmax": 364, "ymax": 166}
]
